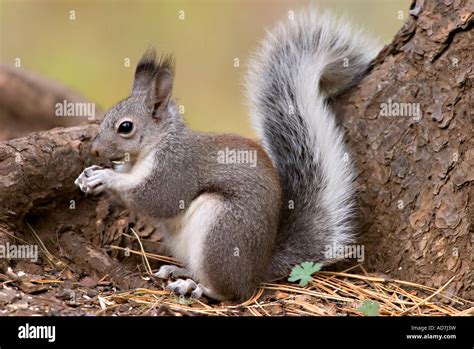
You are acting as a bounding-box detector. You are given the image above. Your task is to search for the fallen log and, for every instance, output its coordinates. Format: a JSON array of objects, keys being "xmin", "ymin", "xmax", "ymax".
[
  {"xmin": 0, "ymin": 124, "xmax": 98, "ymax": 221},
  {"xmin": 0, "ymin": 64, "xmax": 88, "ymax": 141}
]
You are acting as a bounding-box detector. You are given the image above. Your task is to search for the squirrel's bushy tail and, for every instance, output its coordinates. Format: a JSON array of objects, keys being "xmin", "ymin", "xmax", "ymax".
[{"xmin": 245, "ymin": 9, "xmax": 379, "ymax": 279}]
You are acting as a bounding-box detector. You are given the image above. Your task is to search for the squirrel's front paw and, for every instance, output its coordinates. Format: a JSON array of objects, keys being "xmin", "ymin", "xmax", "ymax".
[{"xmin": 75, "ymin": 165, "xmax": 114, "ymax": 195}]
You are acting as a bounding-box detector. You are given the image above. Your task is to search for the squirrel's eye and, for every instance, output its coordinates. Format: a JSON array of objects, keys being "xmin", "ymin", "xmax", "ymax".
[{"xmin": 118, "ymin": 121, "xmax": 134, "ymax": 134}]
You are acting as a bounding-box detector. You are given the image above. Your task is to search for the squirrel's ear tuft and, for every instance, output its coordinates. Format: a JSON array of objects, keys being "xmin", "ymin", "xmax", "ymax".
[
  {"xmin": 132, "ymin": 49, "xmax": 158, "ymax": 96},
  {"xmin": 132, "ymin": 50, "xmax": 176, "ymax": 118},
  {"xmin": 146, "ymin": 59, "xmax": 174, "ymax": 118},
  {"xmin": 132, "ymin": 49, "xmax": 175, "ymax": 117},
  {"xmin": 156, "ymin": 54, "xmax": 175, "ymax": 74}
]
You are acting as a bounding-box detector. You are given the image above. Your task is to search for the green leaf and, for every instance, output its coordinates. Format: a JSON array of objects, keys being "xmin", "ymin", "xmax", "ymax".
[
  {"xmin": 357, "ymin": 300, "xmax": 380, "ymax": 316},
  {"xmin": 288, "ymin": 261, "xmax": 323, "ymax": 287}
]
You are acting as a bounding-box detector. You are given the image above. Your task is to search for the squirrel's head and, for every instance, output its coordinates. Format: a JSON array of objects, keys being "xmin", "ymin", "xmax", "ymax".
[{"xmin": 91, "ymin": 49, "xmax": 181, "ymax": 172}]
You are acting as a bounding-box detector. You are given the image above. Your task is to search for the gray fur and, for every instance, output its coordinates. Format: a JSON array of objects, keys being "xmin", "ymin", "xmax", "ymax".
[
  {"xmin": 245, "ymin": 8, "xmax": 379, "ymax": 278},
  {"xmin": 77, "ymin": 8, "xmax": 379, "ymax": 300},
  {"xmin": 82, "ymin": 49, "xmax": 281, "ymax": 300}
]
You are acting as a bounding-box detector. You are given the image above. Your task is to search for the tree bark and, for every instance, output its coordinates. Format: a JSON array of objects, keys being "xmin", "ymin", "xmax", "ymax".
[
  {"xmin": 0, "ymin": 0, "xmax": 471, "ymax": 297},
  {"xmin": 338, "ymin": 0, "xmax": 473, "ymax": 299},
  {"xmin": 0, "ymin": 124, "xmax": 98, "ymax": 221}
]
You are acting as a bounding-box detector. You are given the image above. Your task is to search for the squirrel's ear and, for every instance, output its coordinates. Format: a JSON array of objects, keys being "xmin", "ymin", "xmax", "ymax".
[
  {"xmin": 132, "ymin": 49, "xmax": 157, "ymax": 96},
  {"xmin": 146, "ymin": 66, "xmax": 174, "ymax": 118}
]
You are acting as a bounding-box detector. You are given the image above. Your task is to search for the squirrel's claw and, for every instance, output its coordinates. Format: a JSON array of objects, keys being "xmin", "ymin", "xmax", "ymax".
[
  {"xmin": 166, "ymin": 278, "xmax": 215, "ymax": 300},
  {"xmin": 74, "ymin": 171, "xmax": 89, "ymax": 193},
  {"xmin": 167, "ymin": 278, "xmax": 197, "ymax": 296},
  {"xmin": 75, "ymin": 165, "xmax": 111, "ymax": 195},
  {"xmin": 190, "ymin": 284, "xmax": 206, "ymax": 299}
]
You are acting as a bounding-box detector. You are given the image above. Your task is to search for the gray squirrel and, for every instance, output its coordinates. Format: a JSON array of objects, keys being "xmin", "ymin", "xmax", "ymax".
[{"xmin": 75, "ymin": 9, "xmax": 378, "ymax": 301}]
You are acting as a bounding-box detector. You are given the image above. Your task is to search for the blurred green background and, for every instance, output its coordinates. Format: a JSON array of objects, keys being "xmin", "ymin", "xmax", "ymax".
[{"xmin": 0, "ymin": 0, "xmax": 410, "ymax": 136}]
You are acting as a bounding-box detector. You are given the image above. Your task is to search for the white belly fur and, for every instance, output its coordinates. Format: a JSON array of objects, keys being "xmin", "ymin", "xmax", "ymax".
[{"xmin": 160, "ymin": 193, "xmax": 223, "ymax": 282}]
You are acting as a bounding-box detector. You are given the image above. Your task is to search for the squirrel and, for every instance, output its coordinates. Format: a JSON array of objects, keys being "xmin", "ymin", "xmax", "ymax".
[{"xmin": 75, "ymin": 9, "xmax": 378, "ymax": 301}]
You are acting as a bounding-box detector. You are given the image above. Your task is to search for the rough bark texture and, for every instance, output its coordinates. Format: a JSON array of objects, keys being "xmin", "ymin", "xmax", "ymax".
[
  {"xmin": 0, "ymin": 124, "xmax": 98, "ymax": 221},
  {"xmin": 0, "ymin": 0, "xmax": 471, "ymax": 297},
  {"xmin": 338, "ymin": 0, "xmax": 473, "ymax": 299}
]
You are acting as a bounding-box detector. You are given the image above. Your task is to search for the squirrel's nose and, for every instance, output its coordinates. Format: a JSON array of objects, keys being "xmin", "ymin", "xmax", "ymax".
[{"xmin": 90, "ymin": 136, "xmax": 100, "ymax": 157}]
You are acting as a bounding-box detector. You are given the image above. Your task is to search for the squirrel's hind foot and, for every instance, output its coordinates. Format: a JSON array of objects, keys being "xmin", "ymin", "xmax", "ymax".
[
  {"xmin": 166, "ymin": 278, "xmax": 197, "ymax": 297},
  {"xmin": 166, "ymin": 278, "xmax": 222, "ymax": 300}
]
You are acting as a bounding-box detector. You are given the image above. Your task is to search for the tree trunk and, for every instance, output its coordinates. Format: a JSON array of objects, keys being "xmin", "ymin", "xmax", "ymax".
[
  {"xmin": 0, "ymin": 0, "xmax": 471, "ymax": 298},
  {"xmin": 338, "ymin": 0, "xmax": 473, "ymax": 299}
]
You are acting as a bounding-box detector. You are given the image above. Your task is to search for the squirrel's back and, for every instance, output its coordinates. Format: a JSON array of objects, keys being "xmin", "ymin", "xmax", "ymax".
[{"xmin": 246, "ymin": 8, "xmax": 379, "ymax": 278}]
